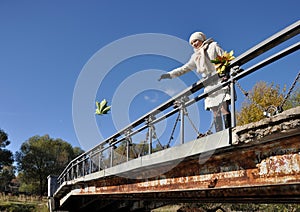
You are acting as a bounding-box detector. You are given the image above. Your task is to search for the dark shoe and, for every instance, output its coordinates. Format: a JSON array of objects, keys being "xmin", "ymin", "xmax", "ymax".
[{"xmin": 223, "ymin": 114, "xmax": 231, "ymax": 129}]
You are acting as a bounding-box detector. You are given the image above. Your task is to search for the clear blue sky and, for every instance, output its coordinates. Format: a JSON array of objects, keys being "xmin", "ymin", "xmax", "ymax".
[{"xmin": 1, "ymin": 0, "xmax": 299, "ymax": 153}]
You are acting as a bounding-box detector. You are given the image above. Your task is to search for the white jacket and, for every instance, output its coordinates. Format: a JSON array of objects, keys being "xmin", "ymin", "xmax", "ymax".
[
  {"xmin": 168, "ymin": 39, "xmax": 230, "ymax": 110},
  {"xmin": 169, "ymin": 39, "xmax": 224, "ymax": 78}
]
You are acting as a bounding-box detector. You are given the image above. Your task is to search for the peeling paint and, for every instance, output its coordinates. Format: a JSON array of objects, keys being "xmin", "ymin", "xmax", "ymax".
[{"xmin": 256, "ymin": 153, "xmax": 300, "ymax": 176}]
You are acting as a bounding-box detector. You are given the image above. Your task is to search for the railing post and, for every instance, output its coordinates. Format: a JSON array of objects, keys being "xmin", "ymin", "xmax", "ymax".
[
  {"xmin": 67, "ymin": 168, "xmax": 70, "ymax": 180},
  {"xmin": 70, "ymin": 166, "xmax": 73, "ymax": 180},
  {"xmin": 73, "ymin": 165, "xmax": 75, "ymax": 179},
  {"xmin": 82, "ymin": 158, "xmax": 85, "ymax": 176},
  {"xmin": 76, "ymin": 161, "xmax": 79, "ymax": 178},
  {"xmin": 148, "ymin": 126, "xmax": 152, "ymax": 154},
  {"xmin": 230, "ymin": 67, "xmax": 239, "ymax": 128},
  {"xmin": 89, "ymin": 156, "xmax": 92, "ymax": 174},
  {"xmin": 99, "ymin": 151, "xmax": 102, "ymax": 170},
  {"xmin": 110, "ymin": 146, "xmax": 114, "ymax": 167},
  {"xmin": 146, "ymin": 116, "xmax": 155, "ymax": 154},
  {"xmin": 110, "ymin": 144, "xmax": 118, "ymax": 167},
  {"xmin": 125, "ymin": 130, "xmax": 132, "ymax": 161},
  {"xmin": 126, "ymin": 139, "xmax": 129, "ymax": 161},
  {"xmin": 175, "ymin": 96, "xmax": 188, "ymax": 144},
  {"xmin": 230, "ymin": 80, "xmax": 236, "ymax": 128},
  {"xmin": 180, "ymin": 105, "xmax": 185, "ymax": 144}
]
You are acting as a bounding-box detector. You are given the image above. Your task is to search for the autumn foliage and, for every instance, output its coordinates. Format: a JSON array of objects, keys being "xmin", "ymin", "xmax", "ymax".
[{"xmin": 236, "ymin": 81, "xmax": 300, "ymax": 125}]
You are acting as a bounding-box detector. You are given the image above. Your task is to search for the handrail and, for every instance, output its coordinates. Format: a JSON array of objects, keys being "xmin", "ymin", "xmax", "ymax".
[
  {"xmin": 230, "ymin": 20, "xmax": 300, "ymax": 67},
  {"xmin": 56, "ymin": 20, "xmax": 300, "ymax": 187}
]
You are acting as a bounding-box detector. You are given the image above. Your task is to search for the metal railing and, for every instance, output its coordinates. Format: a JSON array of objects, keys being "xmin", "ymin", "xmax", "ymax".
[{"xmin": 54, "ymin": 20, "xmax": 300, "ymax": 193}]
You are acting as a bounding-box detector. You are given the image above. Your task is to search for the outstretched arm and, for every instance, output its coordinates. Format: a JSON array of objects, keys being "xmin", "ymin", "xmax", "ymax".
[{"xmin": 158, "ymin": 56, "xmax": 196, "ymax": 81}]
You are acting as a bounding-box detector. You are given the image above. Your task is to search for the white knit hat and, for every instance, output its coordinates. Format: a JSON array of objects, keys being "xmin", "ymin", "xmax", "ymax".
[{"xmin": 189, "ymin": 32, "xmax": 206, "ymax": 44}]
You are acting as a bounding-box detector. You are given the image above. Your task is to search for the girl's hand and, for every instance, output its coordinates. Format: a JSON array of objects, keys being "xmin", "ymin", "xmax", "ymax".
[{"xmin": 158, "ymin": 73, "xmax": 171, "ymax": 81}]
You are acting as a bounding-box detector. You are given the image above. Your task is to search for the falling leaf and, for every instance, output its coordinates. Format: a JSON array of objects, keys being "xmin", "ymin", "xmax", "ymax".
[{"xmin": 95, "ymin": 99, "xmax": 111, "ymax": 115}]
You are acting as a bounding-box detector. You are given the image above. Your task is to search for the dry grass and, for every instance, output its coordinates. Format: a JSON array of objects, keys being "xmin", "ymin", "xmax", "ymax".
[{"xmin": 0, "ymin": 193, "xmax": 48, "ymax": 212}]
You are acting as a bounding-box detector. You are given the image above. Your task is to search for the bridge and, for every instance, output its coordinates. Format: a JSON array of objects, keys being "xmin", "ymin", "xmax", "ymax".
[{"xmin": 48, "ymin": 20, "xmax": 300, "ymax": 211}]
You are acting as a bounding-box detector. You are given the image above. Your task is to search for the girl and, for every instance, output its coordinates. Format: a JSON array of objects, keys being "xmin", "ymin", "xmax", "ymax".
[{"xmin": 158, "ymin": 32, "xmax": 231, "ymax": 132}]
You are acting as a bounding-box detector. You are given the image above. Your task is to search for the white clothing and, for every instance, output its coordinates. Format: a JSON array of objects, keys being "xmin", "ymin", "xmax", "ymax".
[
  {"xmin": 168, "ymin": 39, "xmax": 231, "ymax": 110},
  {"xmin": 189, "ymin": 31, "xmax": 206, "ymax": 44}
]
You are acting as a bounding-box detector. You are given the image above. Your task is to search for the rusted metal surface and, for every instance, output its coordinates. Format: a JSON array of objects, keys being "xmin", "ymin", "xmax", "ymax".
[
  {"xmin": 57, "ymin": 132, "xmax": 300, "ymax": 209},
  {"xmin": 73, "ymin": 147, "xmax": 300, "ymax": 196},
  {"xmin": 256, "ymin": 153, "xmax": 300, "ymax": 177}
]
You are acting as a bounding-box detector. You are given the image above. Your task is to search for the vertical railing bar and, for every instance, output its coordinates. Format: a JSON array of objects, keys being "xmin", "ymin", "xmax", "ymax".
[
  {"xmin": 230, "ymin": 75, "xmax": 236, "ymax": 128},
  {"xmin": 148, "ymin": 125, "xmax": 152, "ymax": 155},
  {"xmin": 180, "ymin": 106, "xmax": 184, "ymax": 144},
  {"xmin": 126, "ymin": 139, "xmax": 129, "ymax": 162},
  {"xmin": 76, "ymin": 160, "xmax": 79, "ymax": 177},
  {"xmin": 89, "ymin": 155, "xmax": 92, "ymax": 174},
  {"xmin": 71, "ymin": 166, "xmax": 74, "ymax": 180},
  {"xmin": 99, "ymin": 152, "xmax": 101, "ymax": 171},
  {"xmin": 110, "ymin": 146, "xmax": 113, "ymax": 167},
  {"xmin": 82, "ymin": 159, "xmax": 85, "ymax": 176}
]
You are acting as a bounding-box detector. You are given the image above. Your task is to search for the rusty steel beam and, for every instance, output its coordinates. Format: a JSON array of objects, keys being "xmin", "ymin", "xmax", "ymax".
[
  {"xmin": 74, "ymin": 152, "xmax": 299, "ymax": 195},
  {"xmin": 58, "ymin": 131, "xmax": 300, "ymax": 210}
]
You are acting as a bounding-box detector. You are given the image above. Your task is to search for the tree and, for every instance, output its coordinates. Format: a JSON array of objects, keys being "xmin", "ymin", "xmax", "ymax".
[
  {"xmin": 15, "ymin": 134, "xmax": 84, "ymax": 196},
  {"xmin": 0, "ymin": 166, "xmax": 15, "ymax": 192},
  {"xmin": 283, "ymin": 87, "xmax": 300, "ymax": 109},
  {"xmin": 0, "ymin": 129, "xmax": 14, "ymax": 171},
  {"xmin": 0, "ymin": 129, "xmax": 14, "ymax": 192},
  {"xmin": 236, "ymin": 81, "xmax": 300, "ymax": 125}
]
